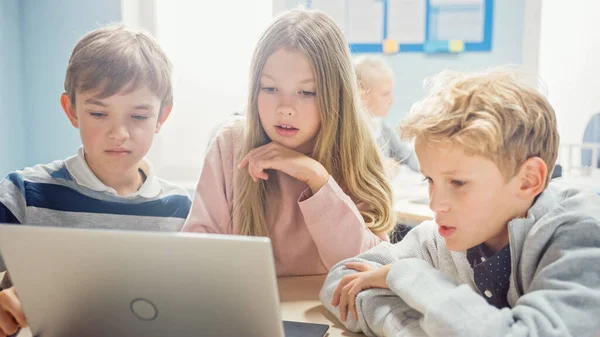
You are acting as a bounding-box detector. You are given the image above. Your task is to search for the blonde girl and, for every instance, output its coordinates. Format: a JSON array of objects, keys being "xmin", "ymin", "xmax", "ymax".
[{"xmin": 183, "ymin": 9, "xmax": 394, "ymax": 276}]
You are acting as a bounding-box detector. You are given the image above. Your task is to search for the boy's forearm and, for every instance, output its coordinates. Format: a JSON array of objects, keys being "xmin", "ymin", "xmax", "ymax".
[
  {"xmin": 319, "ymin": 241, "xmax": 418, "ymax": 334},
  {"xmin": 385, "ymin": 256, "xmax": 600, "ymax": 337},
  {"xmin": 320, "ymin": 263, "xmax": 427, "ymax": 337},
  {"xmin": 386, "ymin": 258, "xmax": 499, "ymax": 337},
  {"xmin": 319, "ymin": 260, "xmax": 388, "ymax": 335},
  {"xmin": 319, "ymin": 254, "xmax": 387, "ymax": 312},
  {"xmin": 319, "ymin": 264, "xmax": 369, "ymax": 333},
  {"xmin": 319, "ymin": 223, "xmax": 441, "ymax": 319},
  {"xmin": 371, "ymin": 295, "xmax": 426, "ymax": 337}
]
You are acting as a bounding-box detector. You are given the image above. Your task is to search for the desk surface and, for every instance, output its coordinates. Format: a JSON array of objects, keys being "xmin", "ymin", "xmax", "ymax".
[
  {"xmin": 392, "ymin": 167, "xmax": 434, "ymax": 225},
  {"xmin": 278, "ymin": 275, "xmax": 361, "ymax": 337},
  {"xmin": 12, "ymin": 274, "xmax": 358, "ymax": 337}
]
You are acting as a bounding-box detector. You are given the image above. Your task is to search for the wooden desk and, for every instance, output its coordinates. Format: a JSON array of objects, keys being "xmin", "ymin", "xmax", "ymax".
[
  {"xmin": 394, "ymin": 198, "xmax": 434, "ymax": 225},
  {"xmin": 14, "ymin": 274, "xmax": 358, "ymax": 337},
  {"xmin": 278, "ymin": 275, "xmax": 361, "ymax": 337}
]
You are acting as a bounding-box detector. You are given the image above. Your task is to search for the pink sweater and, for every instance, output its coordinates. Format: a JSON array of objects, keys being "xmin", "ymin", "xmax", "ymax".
[{"xmin": 182, "ymin": 120, "xmax": 387, "ymax": 276}]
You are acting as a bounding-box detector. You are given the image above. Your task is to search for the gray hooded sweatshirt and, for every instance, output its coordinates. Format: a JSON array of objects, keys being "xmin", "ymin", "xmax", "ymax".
[{"xmin": 320, "ymin": 184, "xmax": 600, "ymax": 337}]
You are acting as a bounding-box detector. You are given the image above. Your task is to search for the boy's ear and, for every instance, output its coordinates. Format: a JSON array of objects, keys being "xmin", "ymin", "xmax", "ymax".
[
  {"xmin": 516, "ymin": 157, "xmax": 548, "ymax": 200},
  {"xmin": 61, "ymin": 93, "xmax": 79, "ymax": 128},
  {"xmin": 155, "ymin": 105, "xmax": 172, "ymax": 133}
]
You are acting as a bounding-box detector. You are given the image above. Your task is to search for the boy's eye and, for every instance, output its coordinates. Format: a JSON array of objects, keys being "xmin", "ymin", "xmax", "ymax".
[
  {"xmin": 90, "ymin": 112, "xmax": 105, "ymax": 118},
  {"xmin": 422, "ymin": 177, "xmax": 433, "ymax": 184},
  {"xmin": 451, "ymin": 180, "xmax": 467, "ymax": 187},
  {"xmin": 261, "ymin": 87, "xmax": 277, "ymax": 93},
  {"xmin": 299, "ymin": 91, "xmax": 316, "ymax": 97},
  {"xmin": 132, "ymin": 115, "xmax": 149, "ymax": 120}
]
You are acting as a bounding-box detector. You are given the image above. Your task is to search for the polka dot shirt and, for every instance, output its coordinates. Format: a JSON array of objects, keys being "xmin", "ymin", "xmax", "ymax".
[{"xmin": 467, "ymin": 243, "xmax": 511, "ymax": 309}]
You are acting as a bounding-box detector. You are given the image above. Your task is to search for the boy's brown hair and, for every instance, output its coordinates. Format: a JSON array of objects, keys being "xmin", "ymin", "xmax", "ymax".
[{"xmin": 64, "ymin": 24, "xmax": 173, "ymax": 111}]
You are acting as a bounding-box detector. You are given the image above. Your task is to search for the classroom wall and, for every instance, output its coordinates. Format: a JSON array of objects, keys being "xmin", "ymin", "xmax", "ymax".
[
  {"xmin": 19, "ymin": 0, "xmax": 122, "ymax": 170},
  {"xmin": 0, "ymin": 0, "xmax": 122, "ymax": 177},
  {"xmin": 538, "ymin": 1, "xmax": 600, "ymax": 145},
  {"xmin": 2, "ymin": 0, "xmax": 534, "ymax": 178},
  {"xmin": 0, "ymin": 0, "xmax": 25, "ymax": 175},
  {"xmin": 282, "ymin": 0, "xmax": 526, "ymax": 125}
]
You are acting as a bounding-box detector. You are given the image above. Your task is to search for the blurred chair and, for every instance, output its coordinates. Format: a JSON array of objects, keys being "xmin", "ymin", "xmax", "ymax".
[
  {"xmin": 551, "ymin": 164, "xmax": 562, "ymax": 179},
  {"xmin": 581, "ymin": 112, "xmax": 600, "ymax": 169}
]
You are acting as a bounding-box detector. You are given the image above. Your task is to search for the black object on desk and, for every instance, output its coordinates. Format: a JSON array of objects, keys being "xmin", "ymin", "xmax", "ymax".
[{"xmin": 283, "ymin": 320, "xmax": 329, "ymax": 337}]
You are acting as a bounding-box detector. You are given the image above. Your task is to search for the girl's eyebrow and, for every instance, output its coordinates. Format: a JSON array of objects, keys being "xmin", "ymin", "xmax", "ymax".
[
  {"xmin": 261, "ymin": 73, "xmax": 276, "ymax": 80},
  {"xmin": 261, "ymin": 73, "xmax": 314, "ymax": 84}
]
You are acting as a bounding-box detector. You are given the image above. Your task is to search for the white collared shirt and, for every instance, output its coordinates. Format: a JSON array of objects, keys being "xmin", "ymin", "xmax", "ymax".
[{"xmin": 64, "ymin": 147, "xmax": 161, "ymax": 199}]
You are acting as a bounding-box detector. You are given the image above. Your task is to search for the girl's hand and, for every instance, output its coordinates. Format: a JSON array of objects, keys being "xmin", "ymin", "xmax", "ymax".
[{"xmin": 239, "ymin": 142, "xmax": 329, "ymax": 193}]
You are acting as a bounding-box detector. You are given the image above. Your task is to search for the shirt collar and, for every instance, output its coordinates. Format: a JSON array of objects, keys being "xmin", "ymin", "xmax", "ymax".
[
  {"xmin": 467, "ymin": 243, "xmax": 512, "ymax": 286},
  {"xmin": 64, "ymin": 146, "xmax": 161, "ymax": 198}
]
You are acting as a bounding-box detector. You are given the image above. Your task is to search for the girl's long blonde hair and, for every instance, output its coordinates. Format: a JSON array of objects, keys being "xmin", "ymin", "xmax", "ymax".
[{"xmin": 235, "ymin": 9, "xmax": 394, "ymax": 237}]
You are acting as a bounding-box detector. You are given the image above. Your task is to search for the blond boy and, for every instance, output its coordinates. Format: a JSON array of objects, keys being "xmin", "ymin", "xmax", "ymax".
[{"xmin": 321, "ymin": 69, "xmax": 600, "ymax": 336}]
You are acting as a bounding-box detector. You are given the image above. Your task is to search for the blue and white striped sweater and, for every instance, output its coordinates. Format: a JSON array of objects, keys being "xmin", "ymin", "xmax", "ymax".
[{"xmin": 0, "ymin": 149, "xmax": 192, "ymax": 272}]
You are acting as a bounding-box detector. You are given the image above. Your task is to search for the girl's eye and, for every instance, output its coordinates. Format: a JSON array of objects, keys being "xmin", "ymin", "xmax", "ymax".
[
  {"xmin": 261, "ymin": 87, "xmax": 277, "ymax": 93},
  {"xmin": 299, "ymin": 91, "xmax": 316, "ymax": 97}
]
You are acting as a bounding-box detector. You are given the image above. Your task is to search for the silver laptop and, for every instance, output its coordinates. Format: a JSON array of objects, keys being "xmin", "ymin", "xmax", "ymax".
[{"xmin": 0, "ymin": 224, "xmax": 285, "ymax": 337}]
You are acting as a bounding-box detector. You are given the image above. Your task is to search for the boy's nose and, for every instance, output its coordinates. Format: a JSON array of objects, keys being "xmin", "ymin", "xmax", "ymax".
[
  {"xmin": 108, "ymin": 123, "xmax": 130, "ymax": 140},
  {"xmin": 429, "ymin": 189, "xmax": 451, "ymax": 213}
]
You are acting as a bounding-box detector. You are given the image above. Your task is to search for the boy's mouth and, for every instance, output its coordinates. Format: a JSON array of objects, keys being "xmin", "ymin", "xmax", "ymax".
[
  {"xmin": 105, "ymin": 148, "xmax": 131, "ymax": 157},
  {"xmin": 437, "ymin": 223, "xmax": 456, "ymax": 238}
]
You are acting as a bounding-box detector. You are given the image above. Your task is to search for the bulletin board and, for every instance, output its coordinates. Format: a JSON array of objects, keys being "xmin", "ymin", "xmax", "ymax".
[{"xmin": 305, "ymin": 0, "xmax": 494, "ymax": 54}]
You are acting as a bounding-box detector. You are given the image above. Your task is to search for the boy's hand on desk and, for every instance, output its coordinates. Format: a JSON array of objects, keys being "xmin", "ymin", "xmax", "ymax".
[
  {"xmin": 331, "ymin": 263, "xmax": 392, "ymax": 322},
  {"xmin": 0, "ymin": 287, "xmax": 27, "ymax": 337},
  {"xmin": 238, "ymin": 142, "xmax": 329, "ymax": 193}
]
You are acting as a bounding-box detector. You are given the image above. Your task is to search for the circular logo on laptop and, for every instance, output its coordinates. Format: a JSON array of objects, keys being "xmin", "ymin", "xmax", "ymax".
[{"xmin": 130, "ymin": 298, "xmax": 158, "ymax": 321}]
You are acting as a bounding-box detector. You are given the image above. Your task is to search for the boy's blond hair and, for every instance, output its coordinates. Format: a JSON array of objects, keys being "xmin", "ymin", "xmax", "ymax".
[
  {"xmin": 354, "ymin": 56, "xmax": 394, "ymax": 91},
  {"xmin": 64, "ymin": 24, "xmax": 173, "ymax": 111},
  {"xmin": 400, "ymin": 69, "xmax": 559, "ymax": 185}
]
